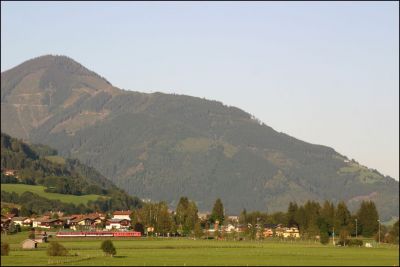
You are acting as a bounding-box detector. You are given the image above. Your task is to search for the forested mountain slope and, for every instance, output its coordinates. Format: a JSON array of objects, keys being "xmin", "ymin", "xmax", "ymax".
[
  {"xmin": 1, "ymin": 55, "xmax": 398, "ymax": 220},
  {"xmin": 1, "ymin": 132, "xmax": 141, "ymax": 212}
]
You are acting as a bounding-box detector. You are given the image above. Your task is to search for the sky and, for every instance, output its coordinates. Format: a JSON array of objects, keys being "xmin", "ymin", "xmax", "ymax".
[{"xmin": 1, "ymin": 1, "xmax": 399, "ymax": 179}]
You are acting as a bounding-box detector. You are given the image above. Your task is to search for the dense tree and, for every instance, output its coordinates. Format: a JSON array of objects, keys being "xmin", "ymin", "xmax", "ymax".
[
  {"xmin": 287, "ymin": 202, "xmax": 298, "ymax": 227},
  {"xmin": 176, "ymin": 197, "xmax": 190, "ymax": 227},
  {"xmin": 320, "ymin": 231, "xmax": 329, "ymax": 245},
  {"xmin": 210, "ymin": 198, "xmax": 225, "ymax": 224},
  {"xmin": 386, "ymin": 220, "xmax": 399, "ymax": 244},
  {"xmin": 175, "ymin": 197, "xmax": 198, "ymax": 235},
  {"xmin": 155, "ymin": 202, "xmax": 173, "ymax": 235},
  {"xmin": 303, "ymin": 201, "xmax": 320, "ymax": 235},
  {"xmin": 268, "ymin": 212, "xmax": 286, "ymax": 225},
  {"xmin": 357, "ymin": 201, "xmax": 379, "ymax": 237},
  {"xmin": 133, "ymin": 223, "xmax": 145, "ymax": 235},
  {"xmin": 1, "ymin": 242, "xmax": 10, "ymax": 256},
  {"xmin": 339, "ymin": 229, "xmax": 350, "ymax": 246},
  {"xmin": 295, "ymin": 206, "xmax": 307, "ymax": 232},
  {"xmin": 7, "ymin": 222, "xmax": 17, "ymax": 234},
  {"xmin": 239, "ymin": 209, "xmax": 247, "ymax": 224},
  {"xmin": 194, "ymin": 221, "xmax": 203, "ymax": 238},
  {"xmin": 334, "ymin": 201, "xmax": 351, "ymax": 233},
  {"xmin": 101, "ymin": 240, "xmax": 116, "ymax": 257},
  {"xmin": 47, "ymin": 242, "xmax": 68, "ymax": 256},
  {"xmin": 320, "ymin": 200, "xmax": 335, "ymax": 232}
]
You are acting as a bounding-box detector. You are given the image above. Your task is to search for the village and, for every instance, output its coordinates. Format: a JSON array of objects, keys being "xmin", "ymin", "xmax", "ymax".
[{"xmin": 1, "ymin": 209, "xmax": 301, "ymax": 249}]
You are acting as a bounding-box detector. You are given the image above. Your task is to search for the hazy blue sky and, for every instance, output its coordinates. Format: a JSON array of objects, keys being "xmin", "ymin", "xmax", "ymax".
[{"xmin": 1, "ymin": 1, "xmax": 399, "ymax": 179}]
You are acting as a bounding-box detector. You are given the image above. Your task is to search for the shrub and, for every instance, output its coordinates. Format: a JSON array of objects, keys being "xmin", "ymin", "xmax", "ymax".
[
  {"xmin": 1, "ymin": 242, "xmax": 10, "ymax": 256},
  {"xmin": 320, "ymin": 232, "xmax": 329, "ymax": 245},
  {"xmin": 336, "ymin": 239, "xmax": 349, "ymax": 246},
  {"xmin": 348, "ymin": 239, "xmax": 363, "ymax": 247},
  {"xmin": 336, "ymin": 239, "xmax": 362, "ymax": 247},
  {"xmin": 47, "ymin": 242, "xmax": 68, "ymax": 256},
  {"xmin": 101, "ymin": 240, "xmax": 116, "ymax": 257}
]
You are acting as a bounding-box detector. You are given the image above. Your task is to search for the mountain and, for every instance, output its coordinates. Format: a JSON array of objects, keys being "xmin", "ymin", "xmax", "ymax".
[
  {"xmin": 1, "ymin": 55, "xmax": 398, "ymax": 220},
  {"xmin": 1, "ymin": 132, "xmax": 141, "ymax": 212}
]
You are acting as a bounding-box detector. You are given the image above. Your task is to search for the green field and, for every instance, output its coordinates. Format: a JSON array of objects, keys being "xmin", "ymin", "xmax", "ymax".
[
  {"xmin": 1, "ymin": 232, "xmax": 398, "ymax": 266},
  {"xmin": 1, "ymin": 184, "xmax": 102, "ymax": 205}
]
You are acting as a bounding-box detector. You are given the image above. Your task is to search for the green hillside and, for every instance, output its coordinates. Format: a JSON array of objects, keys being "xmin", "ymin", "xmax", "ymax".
[
  {"xmin": 1, "ymin": 55, "xmax": 398, "ymax": 219},
  {"xmin": 1, "ymin": 132, "xmax": 141, "ymax": 214},
  {"xmin": 1, "ymin": 184, "xmax": 101, "ymax": 205}
]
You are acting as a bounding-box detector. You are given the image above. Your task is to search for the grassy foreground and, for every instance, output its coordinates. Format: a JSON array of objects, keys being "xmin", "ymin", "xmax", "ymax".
[
  {"xmin": 1, "ymin": 184, "xmax": 101, "ymax": 205},
  {"xmin": 1, "ymin": 232, "xmax": 399, "ymax": 266}
]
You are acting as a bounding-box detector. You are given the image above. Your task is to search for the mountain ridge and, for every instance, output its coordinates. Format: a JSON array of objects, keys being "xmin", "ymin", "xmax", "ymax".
[{"xmin": 1, "ymin": 55, "xmax": 398, "ymax": 220}]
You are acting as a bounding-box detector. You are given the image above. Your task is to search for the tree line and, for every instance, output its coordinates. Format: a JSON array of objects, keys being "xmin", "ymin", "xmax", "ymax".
[
  {"xmin": 1, "ymin": 190, "xmax": 141, "ymax": 216},
  {"xmin": 130, "ymin": 197, "xmax": 225, "ymax": 237},
  {"xmin": 130, "ymin": 197, "xmax": 398, "ymax": 244}
]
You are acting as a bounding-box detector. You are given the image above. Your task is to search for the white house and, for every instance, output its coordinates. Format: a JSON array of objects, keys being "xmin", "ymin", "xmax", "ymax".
[
  {"xmin": 105, "ymin": 219, "xmax": 130, "ymax": 230},
  {"xmin": 112, "ymin": 210, "xmax": 132, "ymax": 221},
  {"xmin": 223, "ymin": 224, "xmax": 236, "ymax": 233},
  {"xmin": 11, "ymin": 217, "xmax": 31, "ymax": 226}
]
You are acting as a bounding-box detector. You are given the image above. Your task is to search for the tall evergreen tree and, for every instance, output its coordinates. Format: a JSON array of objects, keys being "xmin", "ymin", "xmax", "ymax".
[
  {"xmin": 176, "ymin": 197, "xmax": 190, "ymax": 227},
  {"xmin": 357, "ymin": 201, "xmax": 379, "ymax": 237},
  {"xmin": 334, "ymin": 201, "xmax": 351, "ymax": 232},
  {"xmin": 239, "ymin": 209, "xmax": 247, "ymax": 224},
  {"xmin": 210, "ymin": 198, "xmax": 225, "ymax": 224},
  {"xmin": 320, "ymin": 200, "xmax": 335, "ymax": 232},
  {"xmin": 303, "ymin": 201, "xmax": 320, "ymax": 233},
  {"xmin": 387, "ymin": 220, "xmax": 399, "ymax": 244},
  {"xmin": 295, "ymin": 206, "xmax": 307, "ymax": 232},
  {"xmin": 287, "ymin": 202, "xmax": 298, "ymax": 227}
]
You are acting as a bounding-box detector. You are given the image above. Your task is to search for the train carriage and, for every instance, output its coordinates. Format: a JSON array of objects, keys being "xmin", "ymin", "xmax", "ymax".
[{"xmin": 56, "ymin": 231, "xmax": 141, "ymax": 238}]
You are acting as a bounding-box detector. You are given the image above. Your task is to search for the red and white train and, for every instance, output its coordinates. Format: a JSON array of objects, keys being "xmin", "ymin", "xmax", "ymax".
[{"xmin": 56, "ymin": 231, "xmax": 141, "ymax": 238}]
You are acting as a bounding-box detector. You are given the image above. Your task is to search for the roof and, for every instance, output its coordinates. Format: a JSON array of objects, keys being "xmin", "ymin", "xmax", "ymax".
[
  {"xmin": 113, "ymin": 210, "xmax": 132, "ymax": 215},
  {"xmin": 87, "ymin": 212, "xmax": 104, "ymax": 217},
  {"xmin": 70, "ymin": 216, "xmax": 95, "ymax": 223},
  {"xmin": 11, "ymin": 217, "xmax": 28, "ymax": 221},
  {"xmin": 87, "ymin": 215, "xmax": 101, "ymax": 220},
  {"xmin": 263, "ymin": 224, "xmax": 278, "ymax": 228},
  {"xmin": 33, "ymin": 216, "xmax": 50, "ymax": 221},
  {"xmin": 107, "ymin": 219, "xmax": 129, "ymax": 223},
  {"xmin": 35, "ymin": 218, "xmax": 61, "ymax": 223},
  {"xmin": 59, "ymin": 216, "xmax": 77, "ymax": 220}
]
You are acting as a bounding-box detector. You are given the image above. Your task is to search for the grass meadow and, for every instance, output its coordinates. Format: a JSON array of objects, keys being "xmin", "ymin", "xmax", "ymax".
[
  {"xmin": 1, "ymin": 184, "xmax": 102, "ymax": 205},
  {"xmin": 1, "ymin": 232, "xmax": 399, "ymax": 266}
]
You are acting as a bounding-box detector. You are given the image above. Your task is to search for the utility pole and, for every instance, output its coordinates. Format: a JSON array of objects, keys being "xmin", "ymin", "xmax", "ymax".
[{"xmin": 355, "ymin": 218, "xmax": 358, "ymax": 238}]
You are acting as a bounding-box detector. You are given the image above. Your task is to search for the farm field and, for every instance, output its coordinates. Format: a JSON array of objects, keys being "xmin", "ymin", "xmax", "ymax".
[
  {"xmin": 1, "ymin": 184, "xmax": 102, "ymax": 205},
  {"xmin": 1, "ymin": 232, "xmax": 399, "ymax": 266}
]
